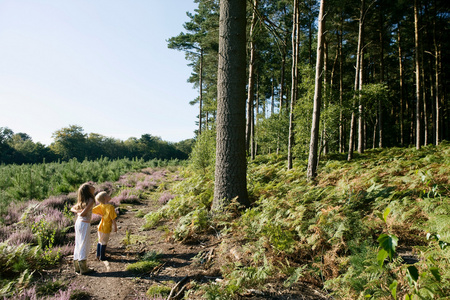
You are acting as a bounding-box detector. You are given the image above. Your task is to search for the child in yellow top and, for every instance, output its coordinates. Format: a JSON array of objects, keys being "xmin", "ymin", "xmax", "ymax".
[{"xmin": 92, "ymin": 191, "xmax": 118, "ymax": 261}]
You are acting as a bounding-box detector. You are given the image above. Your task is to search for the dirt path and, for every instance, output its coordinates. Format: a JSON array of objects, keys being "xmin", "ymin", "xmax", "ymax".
[
  {"xmin": 56, "ymin": 176, "xmax": 218, "ymax": 299},
  {"xmin": 53, "ymin": 170, "xmax": 330, "ymax": 300}
]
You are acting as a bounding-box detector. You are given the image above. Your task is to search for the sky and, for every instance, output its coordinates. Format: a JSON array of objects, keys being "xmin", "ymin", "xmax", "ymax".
[{"xmin": 0, "ymin": 0, "xmax": 200, "ymax": 145}]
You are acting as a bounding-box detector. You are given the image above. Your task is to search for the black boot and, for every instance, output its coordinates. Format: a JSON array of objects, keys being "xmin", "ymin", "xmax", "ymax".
[
  {"xmin": 100, "ymin": 244, "xmax": 107, "ymax": 261},
  {"xmin": 96, "ymin": 243, "xmax": 101, "ymax": 261}
]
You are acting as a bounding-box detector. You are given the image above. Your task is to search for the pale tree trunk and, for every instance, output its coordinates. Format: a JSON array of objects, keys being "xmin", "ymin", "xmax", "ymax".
[
  {"xmin": 287, "ymin": 0, "xmax": 299, "ymax": 170},
  {"xmin": 307, "ymin": 0, "xmax": 325, "ymax": 179},
  {"xmin": 280, "ymin": 36, "xmax": 287, "ymax": 111},
  {"xmin": 213, "ymin": 0, "xmax": 249, "ymax": 211},
  {"xmin": 199, "ymin": 49, "xmax": 204, "ymax": 135},
  {"xmin": 422, "ymin": 50, "xmax": 428, "ymax": 145},
  {"xmin": 434, "ymin": 23, "xmax": 441, "ymax": 145},
  {"xmin": 246, "ymin": 0, "xmax": 258, "ymax": 157},
  {"xmin": 432, "ymin": 0, "xmax": 441, "ymax": 145},
  {"xmin": 358, "ymin": 43, "xmax": 365, "ymax": 154},
  {"xmin": 414, "ymin": 0, "xmax": 422, "ymax": 150},
  {"xmin": 322, "ymin": 39, "xmax": 328, "ymax": 156},
  {"xmin": 348, "ymin": 0, "xmax": 365, "ymax": 161}
]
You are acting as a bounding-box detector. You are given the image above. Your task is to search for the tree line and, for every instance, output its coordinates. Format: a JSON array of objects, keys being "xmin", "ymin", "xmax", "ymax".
[
  {"xmin": 0, "ymin": 125, "xmax": 193, "ymax": 165},
  {"xmin": 168, "ymin": 0, "xmax": 449, "ymax": 164}
]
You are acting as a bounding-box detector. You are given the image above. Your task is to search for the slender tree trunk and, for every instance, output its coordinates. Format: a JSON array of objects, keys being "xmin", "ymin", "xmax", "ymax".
[
  {"xmin": 322, "ymin": 39, "xmax": 328, "ymax": 156},
  {"xmin": 246, "ymin": 0, "xmax": 258, "ymax": 156},
  {"xmin": 348, "ymin": 0, "xmax": 365, "ymax": 161},
  {"xmin": 378, "ymin": 1, "xmax": 384, "ymax": 148},
  {"xmin": 213, "ymin": 0, "xmax": 249, "ymax": 211},
  {"xmin": 280, "ymin": 48, "xmax": 286, "ymax": 111},
  {"xmin": 307, "ymin": 0, "xmax": 325, "ymax": 179},
  {"xmin": 358, "ymin": 42, "xmax": 365, "ymax": 154},
  {"xmin": 199, "ymin": 49, "xmax": 204, "ymax": 135},
  {"xmin": 435, "ymin": 39, "xmax": 441, "ymax": 145},
  {"xmin": 414, "ymin": 0, "xmax": 422, "ymax": 150},
  {"xmin": 288, "ymin": 0, "xmax": 299, "ymax": 170},
  {"xmin": 339, "ymin": 17, "xmax": 344, "ymax": 153},
  {"xmin": 398, "ymin": 23, "xmax": 405, "ymax": 146}
]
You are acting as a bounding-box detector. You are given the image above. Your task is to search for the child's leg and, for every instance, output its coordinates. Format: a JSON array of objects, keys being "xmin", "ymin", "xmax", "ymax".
[
  {"xmin": 98, "ymin": 232, "xmax": 111, "ymax": 260},
  {"xmin": 96, "ymin": 243, "xmax": 101, "ymax": 260},
  {"xmin": 96, "ymin": 231, "xmax": 102, "ymax": 260}
]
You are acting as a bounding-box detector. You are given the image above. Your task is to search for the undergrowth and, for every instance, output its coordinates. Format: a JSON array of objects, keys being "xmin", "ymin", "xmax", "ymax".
[{"xmin": 162, "ymin": 143, "xmax": 450, "ymax": 299}]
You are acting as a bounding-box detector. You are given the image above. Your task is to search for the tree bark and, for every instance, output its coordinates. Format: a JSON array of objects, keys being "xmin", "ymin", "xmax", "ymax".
[
  {"xmin": 414, "ymin": 0, "xmax": 422, "ymax": 150},
  {"xmin": 287, "ymin": 0, "xmax": 299, "ymax": 170},
  {"xmin": 348, "ymin": 0, "xmax": 365, "ymax": 161},
  {"xmin": 199, "ymin": 49, "xmax": 204, "ymax": 135},
  {"xmin": 378, "ymin": 0, "xmax": 384, "ymax": 148},
  {"xmin": 246, "ymin": 0, "xmax": 258, "ymax": 157},
  {"xmin": 398, "ymin": 23, "xmax": 405, "ymax": 147},
  {"xmin": 338, "ymin": 15, "xmax": 344, "ymax": 153},
  {"xmin": 307, "ymin": 0, "xmax": 325, "ymax": 179},
  {"xmin": 213, "ymin": 0, "xmax": 249, "ymax": 211}
]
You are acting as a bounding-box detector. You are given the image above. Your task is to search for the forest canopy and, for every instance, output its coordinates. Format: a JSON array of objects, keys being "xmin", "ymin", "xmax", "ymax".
[{"xmin": 168, "ymin": 0, "xmax": 449, "ymax": 161}]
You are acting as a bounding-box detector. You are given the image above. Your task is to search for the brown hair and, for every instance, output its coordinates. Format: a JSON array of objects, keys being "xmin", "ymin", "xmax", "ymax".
[{"xmin": 74, "ymin": 183, "xmax": 95, "ymax": 210}]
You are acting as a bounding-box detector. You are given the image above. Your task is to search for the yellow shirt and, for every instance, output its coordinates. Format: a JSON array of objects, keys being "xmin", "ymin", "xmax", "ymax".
[{"xmin": 92, "ymin": 204, "xmax": 117, "ymax": 234}]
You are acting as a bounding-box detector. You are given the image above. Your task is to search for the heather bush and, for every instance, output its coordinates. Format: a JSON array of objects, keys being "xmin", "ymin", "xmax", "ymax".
[
  {"xmin": 41, "ymin": 195, "xmax": 70, "ymax": 211},
  {"xmin": 6, "ymin": 229, "xmax": 35, "ymax": 245},
  {"xmin": 158, "ymin": 191, "xmax": 175, "ymax": 205},
  {"xmin": 111, "ymin": 189, "xmax": 140, "ymax": 205}
]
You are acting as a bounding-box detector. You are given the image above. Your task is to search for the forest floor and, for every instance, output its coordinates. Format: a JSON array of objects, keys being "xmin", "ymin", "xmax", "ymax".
[{"xmin": 48, "ymin": 169, "xmax": 331, "ymax": 300}]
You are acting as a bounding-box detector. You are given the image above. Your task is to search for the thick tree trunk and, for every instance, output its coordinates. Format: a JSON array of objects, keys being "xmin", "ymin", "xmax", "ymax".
[
  {"xmin": 307, "ymin": 0, "xmax": 325, "ymax": 179},
  {"xmin": 287, "ymin": 0, "xmax": 299, "ymax": 170},
  {"xmin": 213, "ymin": 0, "xmax": 249, "ymax": 211}
]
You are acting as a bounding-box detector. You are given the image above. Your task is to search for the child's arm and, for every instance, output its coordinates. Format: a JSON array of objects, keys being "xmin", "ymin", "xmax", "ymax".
[
  {"xmin": 70, "ymin": 206, "xmax": 80, "ymax": 214},
  {"xmin": 113, "ymin": 219, "xmax": 117, "ymax": 233},
  {"xmin": 78, "ymin": 199, "xmax": 95, "ymax": 217}
]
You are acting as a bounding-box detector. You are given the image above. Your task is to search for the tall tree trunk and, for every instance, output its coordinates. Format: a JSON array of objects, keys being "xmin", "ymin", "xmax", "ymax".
[
  {"xmin": 339, "ymin": 16, "xmax": 344, "ymax": 153},
  {"xmin": 288, "ymin": 0, "xmax": 299, "ymax": 170},
  {"xmin": 213, "ymin": 0, "xmax": 249, "ymax": 211},
  {"xmin": 433, "ymin": 0, "xmax": 443, "ymax": 142},
  {"xmin": 322, "ymin": 39, "xmax": 328, "ymax": 156},
  {"xmin": 358, "ymin": 42, "xmax": 365, "ymax": 154},
  {"xmin": 307, "ymin": 0, "xmax": 325, "ymax": 179},
  {"xmin": 435, "ymin": 28, "xmax": 441, "ymax": 145},
  {"xmin": 414, "ymin": 0, "xmax": 422, "ymax": 150},
  {"xmin": 398, "ymin": 23, "xmax": 405, "ymax": 146},
  {"xmin": 199, "ymin": 49, "xmax": 204, "ymax": 135},
  {"xmin": 378, "ymin": 0, "xmax": 384, "ymax": 148},
  {"xmin": 348, "ymin": 0, "xmax": 365, "ymax": 161},
  {"xmin": 280, "ymin": 42, "xmax": 287, "ymax": 111},
  {"xmin": 246, "ymin": 0, "xmax": 258, "ymax": 157}
]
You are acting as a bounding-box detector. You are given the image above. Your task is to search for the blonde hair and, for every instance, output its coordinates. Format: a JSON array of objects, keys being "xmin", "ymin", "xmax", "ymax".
[
  {"xmin": 74, "ymin": 182, "xmax": 94, "ymax": 210},
  {"xmin": 95, "ymin": 191, "xmax": 110, "ymax": 204}
]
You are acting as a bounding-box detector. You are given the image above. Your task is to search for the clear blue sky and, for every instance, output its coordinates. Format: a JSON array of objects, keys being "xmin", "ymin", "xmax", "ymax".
[{"xmin": 0, "ymin": 0, "xmax": 200, "ymax": 145}]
